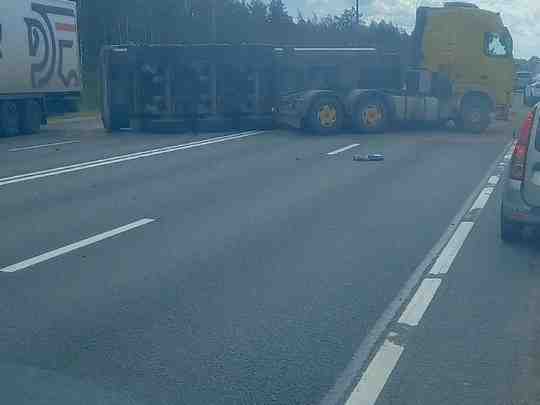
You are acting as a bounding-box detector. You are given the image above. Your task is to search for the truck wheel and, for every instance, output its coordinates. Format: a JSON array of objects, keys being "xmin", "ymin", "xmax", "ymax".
[
  {"xmin": 308, "ymin": 97, "xmax": 343, "ymax": 135},
  {"xmin": 461, "ymin": 97, "xmax": 491, "ymax": 134},
  {"xmin": 19, "ymin": 100, "xmax": 42, "ymax": 135},
  {"xmin": 102, "ymin": 114, "xmax": 125, "ymax": 133},
  {"xmin": 354, "ymin": 97, "xmax": 388, "ymax": 133},
  {"xmin": 0, "ymin": 101, "xmax": 20, "ymax": 137},
  {"xmin": 501, "ymin": 209, "xmax": 523, "ymax": 243}
]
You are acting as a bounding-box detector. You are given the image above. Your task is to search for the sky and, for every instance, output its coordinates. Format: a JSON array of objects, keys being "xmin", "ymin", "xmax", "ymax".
[{"xmin": 283, "ymin": 0, "xmax": 539, "ymax": 59}]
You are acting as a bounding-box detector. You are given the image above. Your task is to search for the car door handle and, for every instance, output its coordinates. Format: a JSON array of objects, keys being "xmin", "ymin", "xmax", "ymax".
[{"xmin": 481, "ymin": 75, "xmax": 489, "ymax": 80}]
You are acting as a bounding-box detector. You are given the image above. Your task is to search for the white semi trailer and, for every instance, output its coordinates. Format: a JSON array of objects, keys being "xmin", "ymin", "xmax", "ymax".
[{"xmin": 0, "ymin": 0, "xmax": 81, "ymax": 136}]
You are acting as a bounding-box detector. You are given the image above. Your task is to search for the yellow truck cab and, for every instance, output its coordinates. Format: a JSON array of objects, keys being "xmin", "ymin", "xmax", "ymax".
[{"xmin": 413, "ymin": 2, "xmax": 514, "ymax": 127}]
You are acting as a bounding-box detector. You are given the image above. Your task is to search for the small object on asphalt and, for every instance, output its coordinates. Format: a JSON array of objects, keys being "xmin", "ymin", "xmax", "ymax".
[{"xmin": 353, "ymin": 153, "xmax": 384, "ymax": 162}]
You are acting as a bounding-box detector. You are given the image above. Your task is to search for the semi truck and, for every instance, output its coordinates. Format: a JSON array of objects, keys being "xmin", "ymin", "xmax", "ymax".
[
  {"xmin": 100, "ymin": 2, "xmax": 513, "ymax": 135},
  {"xmin": 0, "ymin": 0, "xmax": 82, "ymax": 136}
]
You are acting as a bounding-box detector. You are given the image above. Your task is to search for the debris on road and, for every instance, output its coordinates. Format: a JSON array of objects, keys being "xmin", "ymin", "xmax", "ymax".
[{"xmin": 353, "ymin": 153, "xmax": 384, "ymax": 162}]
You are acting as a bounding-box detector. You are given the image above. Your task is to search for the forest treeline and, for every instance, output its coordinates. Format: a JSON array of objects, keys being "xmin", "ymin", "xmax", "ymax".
[{"xmin": 74, "ymin": 0, "xmax": 409, "ymax": 72}]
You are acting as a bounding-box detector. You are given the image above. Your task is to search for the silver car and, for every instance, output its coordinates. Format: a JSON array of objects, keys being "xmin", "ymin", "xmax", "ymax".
[
  {"xmin": 525, "ymin": 80, "xmax": 540, "ymax": 106},
  {"xmin": 501, "ymin": 105, "xmax": 540, "ymax": 241}
]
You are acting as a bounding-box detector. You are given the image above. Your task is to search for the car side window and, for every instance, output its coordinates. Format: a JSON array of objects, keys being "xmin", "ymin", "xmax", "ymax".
[
  {"xmin": 535, "ymin": 109, "xmax": 540, "ymax": 151},
  {"xmin": 485, "ymin": 32, "xmax": 511, "ymax": 57}
]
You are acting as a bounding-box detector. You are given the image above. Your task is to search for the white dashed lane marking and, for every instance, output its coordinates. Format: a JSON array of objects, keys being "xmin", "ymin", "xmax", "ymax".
[
  {"xmin": 327, "ymin": 144, "xmax": 360, "ymax": 156},
  {"xmin": 398, "ymin": 278, "xmax": 442, "ymax": 327},
  {"xmin": 344, "ymin": 338, "xmax": 404, "ymax": 405},
  {"xmin": 470, "ymin": 187, "xmax": 494, "ymax": 211},
  {"xmin": 8, "ymin": 140, "xmax": 81, "ymax": 152},
  {"xmin": 488, "ymin": 175, "xmax": 500, "ymax": 185},
  {"xmin": 0, "ymin": 218, "xmax": 155, "ymax": 273},
  {"xmin": 429, "ymin": 222, "xmax": 475, "ymax": 276}
]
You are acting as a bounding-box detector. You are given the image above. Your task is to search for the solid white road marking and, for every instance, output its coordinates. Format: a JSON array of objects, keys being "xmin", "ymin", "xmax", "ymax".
[
  {"xmin": 8, "ymin": 140, "xmax": 80, "ymax": 152},
  {"xmin": 327, "ymin": 144, "xmax": 360, "ymax": 156},
  {"xmin": 488, "ymin": 175, "xmax": 500, "ymax": 185},
  {"xmin": 0, "ymin": 218, "xmax": 155, "ymax": 273},
  {"xmin": 398, "ymin": 278, "xmax": 442, "ymax": 326},
  {"xmin": 344, "ymin": 338, "xmax": 404, "ymax": 405},
  {"xmin": 470, "ymin": 187, "xmax": 494, "ymax": 211},
  {"xmin": 429, "ymin": 222, "xmax": 474, "ymax": 275},
  {"xmin": 0, "ymin": 131, "xmax": 263, "ymax": 188}
]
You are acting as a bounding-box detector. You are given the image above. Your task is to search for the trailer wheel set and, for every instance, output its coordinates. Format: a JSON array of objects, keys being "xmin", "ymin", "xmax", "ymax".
[
  {"xmin": 305, "ymin": 95, "xmax": 389, "ymax": 135},
  {"xmin": 0, "ymin": 99, "xmax": 43, "ymax": 137}
]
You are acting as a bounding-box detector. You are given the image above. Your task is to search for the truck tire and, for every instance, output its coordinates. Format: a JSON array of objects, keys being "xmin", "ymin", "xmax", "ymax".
[
  {"xmin": 307, "ymin": 97, "xmax": 344, "ymax": 135},
  {"xmin": 354, "ymin": 96, "xmax": 388, "ymax": 133},
  {"xmin": 0, "ymin": 101, "xmax": 20, "ymax": 137},
  {"xmin": 460, "ymin": 97, "xmax": 491, "ymax": 134},
  {"xmin": 19, "ymin": 100, "xmax": 42, "ymax": 135}
]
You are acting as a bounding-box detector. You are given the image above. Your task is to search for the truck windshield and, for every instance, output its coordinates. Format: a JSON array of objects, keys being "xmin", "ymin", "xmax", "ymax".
[{"xmin": 485, "ymin": 32, "xmax": 512, "ymax": 57}]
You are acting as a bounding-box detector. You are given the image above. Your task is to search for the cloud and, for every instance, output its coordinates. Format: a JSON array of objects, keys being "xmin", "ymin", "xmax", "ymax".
[{"xmin": 284, "ymin": 0, "xmax": 539, "ymax": 58}]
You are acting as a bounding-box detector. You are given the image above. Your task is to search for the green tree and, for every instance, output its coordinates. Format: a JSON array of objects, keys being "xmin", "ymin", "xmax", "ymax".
[{"xmin": 75, "ymin": 0, "xmax": 409, "ymax": 75}]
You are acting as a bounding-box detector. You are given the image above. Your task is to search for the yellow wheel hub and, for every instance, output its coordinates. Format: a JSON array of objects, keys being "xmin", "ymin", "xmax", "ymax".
[
  {"xmin": 319, "ymin": 104, "xmax": 337, "ymax": 128},
  {"xmin": 362, "ymin": 105, "xmax": 382, "ymax": 127}
]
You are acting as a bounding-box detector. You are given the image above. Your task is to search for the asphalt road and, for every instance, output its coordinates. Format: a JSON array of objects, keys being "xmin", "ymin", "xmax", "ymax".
[{"xmin": 0, "ymin": 115, "xmax": 534, "ymax": 405}]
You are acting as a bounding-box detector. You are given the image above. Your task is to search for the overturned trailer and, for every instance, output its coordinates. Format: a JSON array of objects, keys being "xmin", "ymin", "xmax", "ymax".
[
  {"xmin": 100, "ymin": 43, "xmax": 402, "ymax": 134},
  {"xmin": 100, "ymin": 44, "xmax": 276, "ymax": 132}
]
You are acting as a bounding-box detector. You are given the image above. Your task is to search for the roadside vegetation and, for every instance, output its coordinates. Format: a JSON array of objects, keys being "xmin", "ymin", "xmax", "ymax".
[{"xmin": 73, "ymin": 0, "xmax": 409, "ymax": 110}]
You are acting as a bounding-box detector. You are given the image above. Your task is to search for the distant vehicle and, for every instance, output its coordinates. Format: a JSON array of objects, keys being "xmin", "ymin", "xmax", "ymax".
[
  {"xmin": 0, "ymin": 0, "xmax": 82, "ymax": 136},
  {"xmin": 515, "ymin": 71, "xmax": 532, "ymax": 90},
  {"xmin": 101, "ymin": 2, "xmax": 514, "ymax": 134},
  {"xmin": 524, "ymin": 80, "xmax": 540, "ymax": 106},
  {"xmin": 501, "ymin": 104, "xmax": 540, "ymax": 241}
]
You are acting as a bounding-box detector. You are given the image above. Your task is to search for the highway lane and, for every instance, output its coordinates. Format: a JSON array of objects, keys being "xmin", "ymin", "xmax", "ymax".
[
  {"xmin": 0, "ymin": 119, "xmax": 513, "ymax": 404},
  {"xmin": 374, "ymin": 166, "xmax": 540, "ymax": 405}
]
